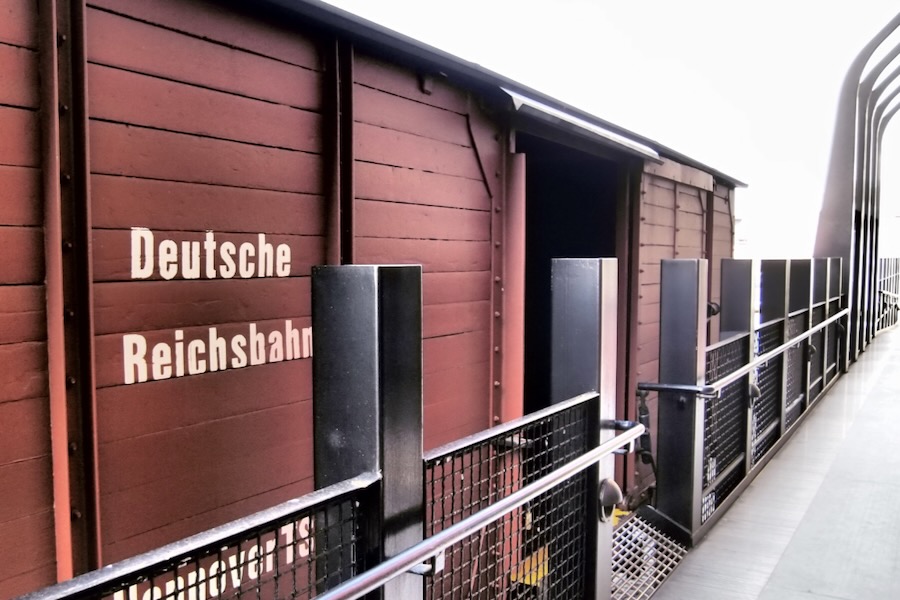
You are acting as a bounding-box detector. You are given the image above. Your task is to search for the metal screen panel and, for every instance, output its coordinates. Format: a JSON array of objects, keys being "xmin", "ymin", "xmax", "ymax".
[
  {"xmin": 785, "ymin": 313, "xmax": 808, "ymax": 428},
  {"xmin": 753, "ymin": 321, "xmax": 783, "ymax": 463},
  {"xmin": 702, "ymin": 336, "xmax": 749, "ymax": 523},
  {"xmin": 424, "ymin": 399, "xmax": 593, "ymax": 600},
  {"xmin": 827, "ymin": 300, "xmax": 841, "ymax": 378},
  {"xmin": 39, "ymin": 485, "xmax": 372, "ymax": 600},
  {"xmin": 703, "ymin": 338, "xmax": 749, "ymax": 487}
]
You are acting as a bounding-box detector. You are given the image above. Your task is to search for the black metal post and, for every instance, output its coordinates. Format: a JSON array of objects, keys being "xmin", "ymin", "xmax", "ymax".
[
  {"xmin": 312, "ymin": 265, "xmax": 424, "ymax": 600},
  {"xmin": 549, "ymin": 258, "xmax": 617, "ymax": 599},
  {"xmin": 654, "ymin": 259, "xmax": 707, "ymax": 540},
  {"xmin": 760, "ymin": 260, "xmax": 788, "ymax": 442},
  {"xmin": 719, "ymin": 259, "xmax": 754, "ymax": 476},
  {"xmin": 788, "ymin": 260, "xmax": 813, "ymax": 413}
]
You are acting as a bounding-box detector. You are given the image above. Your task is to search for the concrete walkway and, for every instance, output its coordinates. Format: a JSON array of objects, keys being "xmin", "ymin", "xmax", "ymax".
[{"xmin": 654, "ymin": 327, "xmax": 900, "ymax": 600}]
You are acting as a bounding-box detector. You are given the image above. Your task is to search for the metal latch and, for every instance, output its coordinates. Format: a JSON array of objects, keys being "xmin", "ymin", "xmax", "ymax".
[{"xmin": 408, "ymin": 549, "xmax": 445, "ymax": 576}]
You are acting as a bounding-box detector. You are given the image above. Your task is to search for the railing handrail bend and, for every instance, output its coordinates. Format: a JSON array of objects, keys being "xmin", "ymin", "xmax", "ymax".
[
  {"xmin": 710, "ymin": 308, "xmax": 848, "ymax": 392},
  {"xmin": 18, "ymin": 471, "xmax": 382, "ymax": 600},
  {"xmin": 424, "ymin": 391, "xmax": 599, "ymax": 461},
  {"xmin": 315, "ymin": 422, "xmax": 646, "ymax": 600},
  {"xmin": 638, "ymin": 307, "xmax": 849, "ymax": 399}
]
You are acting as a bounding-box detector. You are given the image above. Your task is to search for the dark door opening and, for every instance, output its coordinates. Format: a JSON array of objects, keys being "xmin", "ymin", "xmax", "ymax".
[{"xmin": 518, "ymin": 133, "xmax": 621, "ymax": 413}]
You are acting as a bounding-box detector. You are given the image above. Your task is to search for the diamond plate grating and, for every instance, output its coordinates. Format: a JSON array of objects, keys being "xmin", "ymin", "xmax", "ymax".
[{"xmin": 612, "ymin": 515, "xmax": 687, "ymax": 600}]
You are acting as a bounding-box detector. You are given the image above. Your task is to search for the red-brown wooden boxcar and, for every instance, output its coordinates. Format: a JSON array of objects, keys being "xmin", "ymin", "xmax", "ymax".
[{"xmin": 0, "ymin": 0, "xmax": 742, "ymax": 596}]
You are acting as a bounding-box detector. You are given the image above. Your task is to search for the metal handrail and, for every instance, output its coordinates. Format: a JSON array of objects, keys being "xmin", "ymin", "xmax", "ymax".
[
  {"xmin": 315, "ymin": 422, "xmax": 646, "ymax": 600},
  {"xmin": 18, "ymin": 472, "xmax": 382, "ymax": 600},
  {"xmin": 636, "ymin": 382, "xmax": 717, "ymax": 398},
  {"xmin": 709, "ymin": 308, "xmax": 848, "ymax": 392},
  {"xmin": 424, "ymin": 391, "xmax": 598, "ymax": 461},
  {"xmin": 637, "ymin": 308, "xmax": 849, "ymax": 399}
]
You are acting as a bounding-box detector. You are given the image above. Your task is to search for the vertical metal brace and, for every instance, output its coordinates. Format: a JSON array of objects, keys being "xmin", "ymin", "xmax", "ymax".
[
  {"xmin": 312, "ymin": 265, "xmax": 424, "ymax": 600},
  {"xmin": 655, "ymin": 259, "xmax": 708, "ymax": 538},
  {"xmin": 791, "ymin": 259, "xmax": 813, "ymax": 412},
  {"xmin": 760, "ymin": 260, "xmax": 788, "ymax": 440},
  {"xmin": 323, "ymin": 38, "xmax": 353, "ymax": 266},
  {"xmin": 550, "ymin": 258, "xmax": 617, "ymax": 600},
  {"xmin": 719, "ymin": 259, "xmax": 754, "ymax": 474},
  {"xmin": 47, "ymin": 0, "xmax": 98, "ymax": 573}
]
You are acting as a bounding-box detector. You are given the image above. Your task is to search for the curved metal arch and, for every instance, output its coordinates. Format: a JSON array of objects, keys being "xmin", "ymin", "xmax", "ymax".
[
  {"xmin": 857, "ymin": 53, "xmax": 900, "ymax": 346},
  {"xmin": 815, "ymin": 13, "xmax": 900, "ymax": 363},
  {"xmin": 858, "ymin": 43, "xmax": 900, "ymax": 347}
]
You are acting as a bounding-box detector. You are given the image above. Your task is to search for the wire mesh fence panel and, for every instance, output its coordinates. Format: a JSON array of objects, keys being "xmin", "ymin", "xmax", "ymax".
[
  {"xmin": 785, "ymin": 313, "xmax": 808, "ymax": 429},
  {"xmin": 876, "ymin": 258, "xmax": 900, "ymax": 331},
  {"xmin": 423, "ymin": 398, "xmax": 594, "ymax": 600},
  {"xmin": 827, "ymin": 299, "xmax": 841, "ymax": 380},
  {"xmin": 809, "ymin": 306, "xmax": 826, "ymax": 401},
  {"xmin": 57, "ymin": 485, "xmax": 371, "ymax": 600},
  {"xmin": 702, "ymin": 335, "xmax": 749, "ymax": 523},
  {"xmin": 752, "ymin": 321, "xmax": 783, "ymax": 463}
]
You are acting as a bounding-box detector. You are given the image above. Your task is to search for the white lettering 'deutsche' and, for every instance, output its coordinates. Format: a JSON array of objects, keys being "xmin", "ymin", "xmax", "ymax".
[
  {"xmin": 131, "ymin": 228, "xmax": 291, "ymax": 280},
  {"xmin": 123, "ymin": 321, "xmax": 312, "ymax": 385},
  {"xmin": 123, "ymin": 227, "xmax": 310, "ymax": 385}
]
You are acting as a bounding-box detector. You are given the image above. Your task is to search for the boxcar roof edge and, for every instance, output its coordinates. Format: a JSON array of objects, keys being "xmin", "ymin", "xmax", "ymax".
[{"xmin": 253, "ymin": 0, "xmax": 748, "ymax": 188}]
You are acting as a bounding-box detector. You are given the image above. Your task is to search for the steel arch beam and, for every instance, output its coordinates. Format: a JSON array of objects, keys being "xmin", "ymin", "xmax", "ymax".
[{"xmin": 815, "ymin": 13, "xmax": 900, "ymax": 364}]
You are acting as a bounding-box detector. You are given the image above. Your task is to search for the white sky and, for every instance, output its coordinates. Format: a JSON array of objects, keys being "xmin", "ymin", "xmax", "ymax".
[{"xmin": 323, "ymin": 0, "xmax": 900, "ymax": 257}]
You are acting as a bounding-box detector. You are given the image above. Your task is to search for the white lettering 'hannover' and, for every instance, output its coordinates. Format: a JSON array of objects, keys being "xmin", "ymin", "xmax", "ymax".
[
  {"xmin": 131, "ymin": 228, "xmax": 291, "ymax": 280},
  {"xmin": 112, "ymin": 518, "xmax": 314, "ymax": 600},
  {"xmin": 123, "ymin": 320, "xmax": 312, "ymax": 384}
]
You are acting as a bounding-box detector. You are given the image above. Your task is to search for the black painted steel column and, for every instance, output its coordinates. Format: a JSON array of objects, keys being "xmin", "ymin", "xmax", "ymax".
[
  {"xmin": 550, "ymin": 258, "xmax": 617, "ymax": 599},
  {"xmin": 312, "ymin": 265, "xmax": 424, "ymax": 599},
  {"xmin": 655, "ymin": 259, "xmax": 708, "ymax": 538}
]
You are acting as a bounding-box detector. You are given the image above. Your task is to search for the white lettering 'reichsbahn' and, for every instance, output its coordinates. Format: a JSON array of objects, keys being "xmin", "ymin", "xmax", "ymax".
[
  {"xmin": 131, "ymin": 228, "xmax": 291, "ymax": 280},
  {"xmin": 123, "ymin": 321, "xmax": 312, "ymax": 384}
]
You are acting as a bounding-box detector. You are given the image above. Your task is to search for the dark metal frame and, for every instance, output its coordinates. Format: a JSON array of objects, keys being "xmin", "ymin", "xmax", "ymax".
[
  {"xmin": 15, "ymin": 474, "xmax": 380, "ymax": 600},
  {"xmin": 550, "ymin": 258, "xmax": 618, "ymax": 598},
  {"xmin": 317, "ymin": 423, "xmax": 645, "ymax": 600},
  {"xmin": 20, "ymin": 259, "xmax": 640, "ymax": 600},
  {"xmin": 644, "ymin": 258, "xmax": 847, "ymax": 546}
]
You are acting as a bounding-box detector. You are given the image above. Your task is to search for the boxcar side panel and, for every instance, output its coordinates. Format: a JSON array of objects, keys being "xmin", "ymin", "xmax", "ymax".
[
  {"xmin": 712, "ymin": 184, "xmax": 734, "ymax": 294},
  {"xmin": 85, "ymin": 0, "xmax": 325, "ymax": 563},
  {"xmin": 0, "ymin": 1, "xmax": 56, "ymax": 596},
  {"xmin": 635, "ymin": 171, "xmax": 710, "ymax": 497},
  {"xmin": 353, "ymin": 55, "xmax": 496, "ymax": 450}
]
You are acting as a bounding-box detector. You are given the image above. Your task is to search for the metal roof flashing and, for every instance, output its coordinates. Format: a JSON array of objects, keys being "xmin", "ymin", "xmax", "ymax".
[
  {"xmin": 260, "ymin": 0, "xmax": 747, "ymax": 188},
  {"xmin": 503, "ymin": 88, "xmax": 662, "ymax": 163}
]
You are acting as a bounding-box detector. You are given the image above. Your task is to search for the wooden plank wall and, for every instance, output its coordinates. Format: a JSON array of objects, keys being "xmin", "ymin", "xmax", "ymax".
[
  {"xmin": 710, "ymin": 183, "xmax": 735, "ymax": 325},
  {"xmin": 0, "ymin": 1, "xmax": 57, "ymax": 597},
  {"xmin": 85, "ymin": 0, "xmax": 325, "ymax": 563},
  {"xmin": 635, "ymin": 173, "xmax": 709, "ymax": 494},
  {"xmin": 352, "ymin": 56, "xmax": 498, "ymax": 450}
]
